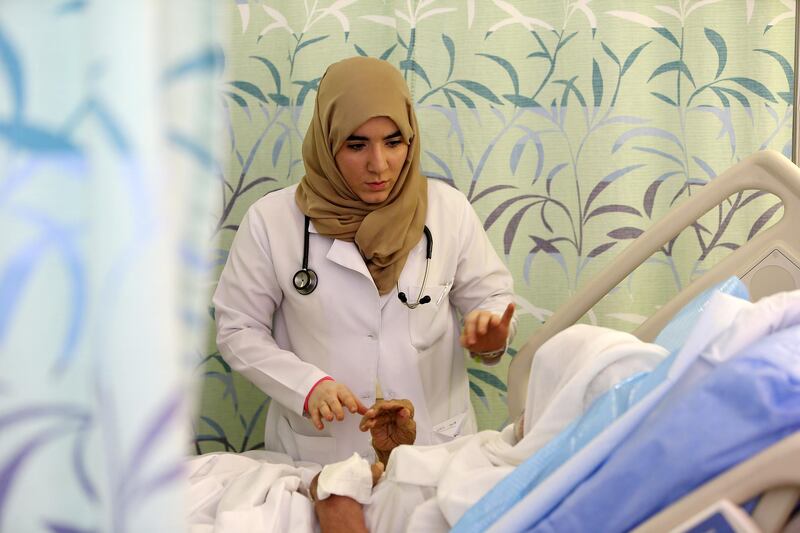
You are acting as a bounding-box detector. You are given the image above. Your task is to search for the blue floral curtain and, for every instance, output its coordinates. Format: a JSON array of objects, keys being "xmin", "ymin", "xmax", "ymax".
[{"xmin": 0, "ymin": 1, "xmax": 221, "ymax": 531}]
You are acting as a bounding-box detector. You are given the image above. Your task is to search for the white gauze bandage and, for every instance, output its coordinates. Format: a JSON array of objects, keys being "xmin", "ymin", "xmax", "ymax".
[{"xmin": 316, "ymin": 452, "xmax": 373, "ymax": 504}]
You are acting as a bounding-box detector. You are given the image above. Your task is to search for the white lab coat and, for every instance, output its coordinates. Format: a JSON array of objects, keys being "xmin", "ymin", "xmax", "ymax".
[{"xmin": 213, "ymin": 179, "xmax": 516, "ymax": 465}]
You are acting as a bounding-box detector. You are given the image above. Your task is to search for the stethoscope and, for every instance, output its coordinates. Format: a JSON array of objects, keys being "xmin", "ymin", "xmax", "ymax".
[{"xmin": 293, "ymin": 216, "xmax": 433, "ymax": 309}]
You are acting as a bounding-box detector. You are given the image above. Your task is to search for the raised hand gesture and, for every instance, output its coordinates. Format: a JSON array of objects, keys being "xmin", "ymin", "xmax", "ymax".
[{"xmin": 460, "ymin": 302, "xmax": 515, "ymax": 359}]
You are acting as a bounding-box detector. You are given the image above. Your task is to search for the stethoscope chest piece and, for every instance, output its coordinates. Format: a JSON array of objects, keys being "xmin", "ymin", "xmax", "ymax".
[
  {"xmin": 293, "ymin": 268, "xmax": 318, "ymax": 295},
  {"xmin": 294, "ymin": 216, "xmax": 318, "ymax": 295}
]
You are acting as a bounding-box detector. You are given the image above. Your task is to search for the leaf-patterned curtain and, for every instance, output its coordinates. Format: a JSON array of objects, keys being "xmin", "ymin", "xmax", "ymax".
[
  {"xmin": 199, "ymin": 0, "xmax": 795, "ymax": 451},
  {"xmin": 0, "ymin": 1, "xmax": 221, "ymax": 530}
]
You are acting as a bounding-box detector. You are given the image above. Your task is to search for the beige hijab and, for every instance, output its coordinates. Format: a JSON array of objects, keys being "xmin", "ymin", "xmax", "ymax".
[{"xmin": 295, "ymin": 56, "xmax": 427, "ymax": 295}]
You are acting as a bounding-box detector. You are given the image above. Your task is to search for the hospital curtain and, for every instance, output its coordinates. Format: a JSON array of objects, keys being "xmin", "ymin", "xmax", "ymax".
[
  {"xmin": 197, "ymin": 0, "xmax": 796, "ymax": 449},
  {"xmin": 0, "ymin": 1, "xmax": 221, "ymax": 531}
]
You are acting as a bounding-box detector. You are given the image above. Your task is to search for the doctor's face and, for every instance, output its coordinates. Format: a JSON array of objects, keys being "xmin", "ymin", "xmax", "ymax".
[{"xmin": 334, "ymin": 116, "xmax": 409, "ymax": 204}]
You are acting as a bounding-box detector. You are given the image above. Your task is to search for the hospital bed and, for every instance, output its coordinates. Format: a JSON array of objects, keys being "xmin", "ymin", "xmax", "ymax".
[{"xmin": 507, "ymin": 149, "xmax": 800, "ymax": 532}]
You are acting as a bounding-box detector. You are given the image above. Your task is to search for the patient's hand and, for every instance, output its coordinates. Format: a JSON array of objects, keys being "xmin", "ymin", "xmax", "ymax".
[{"xmin": 359, "ymin": 399, "xmax": 416, "ymax": 466}]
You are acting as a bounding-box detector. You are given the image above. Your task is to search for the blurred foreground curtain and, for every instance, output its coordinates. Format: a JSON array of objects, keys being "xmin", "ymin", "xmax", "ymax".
[
  {"xmin": 198, "ymin": 0, "xmax": 795, "ymax": 445},
  {"xmin": 0, "ymin": 1, "xmax": 221, "ymax": 531}
]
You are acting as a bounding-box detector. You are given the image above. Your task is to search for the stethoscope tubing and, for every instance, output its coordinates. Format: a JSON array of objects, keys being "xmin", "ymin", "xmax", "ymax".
[
  {"xmin": 293, "ymin": 217, "xmax": 432, "ymax": 308},
  {"xmin": 292, "ymin": 216, "xmax": 318, "ymax": 295},
  {"xmin": 302, "ymin": 215, "xmax": 311, "ymax": 271},
  {"xmin": 399, "ymin": 226, "xmax": 432, "ymax": 308}
]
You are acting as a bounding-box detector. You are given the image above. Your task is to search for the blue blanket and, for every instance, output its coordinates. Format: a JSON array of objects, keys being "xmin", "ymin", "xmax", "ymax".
[{"xmin": 531, "ymin": 321, "xmax": 800, "ymax": 532}]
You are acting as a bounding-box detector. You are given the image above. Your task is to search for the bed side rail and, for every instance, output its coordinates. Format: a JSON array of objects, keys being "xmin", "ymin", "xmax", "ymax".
[{"xmin": 509, "ymin": 150, "xmax": 800, "ymax": 419}]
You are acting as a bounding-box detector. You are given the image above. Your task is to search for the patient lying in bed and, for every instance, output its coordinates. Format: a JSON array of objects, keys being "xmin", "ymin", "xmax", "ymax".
[
  {"xmin": 458, "ymin": 287, "xmax": 800, "ymax": 532},
  {"xmin": 189, "ymin": 279, "xmax": 800, "ymax": 533},
  {"xmin": 187, "ymin": 325, "xmax": 667, "ymax": 532}
]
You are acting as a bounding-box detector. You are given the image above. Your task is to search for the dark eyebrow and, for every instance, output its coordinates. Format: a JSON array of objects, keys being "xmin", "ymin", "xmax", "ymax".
[{"xmin": 346, "ymin": 130, "xmax": 403, "ymax": 142}]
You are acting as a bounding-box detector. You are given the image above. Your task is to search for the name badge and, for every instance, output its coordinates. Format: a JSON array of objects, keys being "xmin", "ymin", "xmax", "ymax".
[{"xmin": 432, "ymin": 411, "xmax": 466, "ymax": 438}]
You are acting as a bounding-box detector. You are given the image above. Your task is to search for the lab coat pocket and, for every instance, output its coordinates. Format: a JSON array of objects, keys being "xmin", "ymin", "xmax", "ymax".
[
  {"xmin": 277, "ymin": 415, "xmax": 336, "ymax": 465},
  {"xmin": 408, "ymin": 282, "xmax": 452, "ymax": 351},
  {"xmin": 292, "ymin": 432, "xmax": 337, "ymax": 465}
]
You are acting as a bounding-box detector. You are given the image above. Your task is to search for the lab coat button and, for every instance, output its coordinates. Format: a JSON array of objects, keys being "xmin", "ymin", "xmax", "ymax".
[{"xmin": 367, "ymin": 333, "xmax": 375, "ymax": 340}]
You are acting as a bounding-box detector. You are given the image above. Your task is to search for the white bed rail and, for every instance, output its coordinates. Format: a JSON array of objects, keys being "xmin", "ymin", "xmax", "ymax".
[{"xmin": 509, "ymin": 150, "xmax": 800, "ymax": 420}]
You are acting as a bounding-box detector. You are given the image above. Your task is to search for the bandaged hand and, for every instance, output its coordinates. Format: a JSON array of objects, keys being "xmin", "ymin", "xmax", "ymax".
[
  {"xmin": 460, "ymin": 302, "xmax": 515, "ymax": 360},
  {"xmin": 308, "ymin": 457, "xmax": 384, "ymax": 533},
  {"xmin": 359, "ymin": 399, "xmax": 416, "ymax": 466},
  {"xmin": 309, "ymin": 460, "xmax": 385, "ymax": 502},
  {"xmin": 308, "ymin": 380, "xmax": 368, "ymax": 430}
]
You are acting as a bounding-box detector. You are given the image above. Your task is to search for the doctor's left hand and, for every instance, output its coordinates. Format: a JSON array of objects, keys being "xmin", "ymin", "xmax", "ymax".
[
  {"xmin": 460, "ymin": 302, "xmax": 515, "ymax": 356},
  {"xmin": 308, "ymin": 380, "xmax": 368, "ymax": 431}
]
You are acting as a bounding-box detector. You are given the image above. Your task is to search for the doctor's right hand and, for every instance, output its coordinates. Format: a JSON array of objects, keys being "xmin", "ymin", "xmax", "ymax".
[{"xmin": 307, "ymin": 380, "xmax": 368, "ymax": 430}]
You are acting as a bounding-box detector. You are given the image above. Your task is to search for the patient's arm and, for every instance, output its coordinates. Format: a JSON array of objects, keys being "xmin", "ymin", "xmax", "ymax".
[
  {"xmin": 310, "ymin": 463, "xmax": 384, "ymax": 533},
  {"xmin": 359, "ymin": 399, "xmax": 416, "ymax": 466},
  {"xmin": 311, "ymin": 400, "xmax": 415, "ymax": 532},
  {"xmin": 315, "ymin": 495, "xmax": 368, "ymax": 533}
]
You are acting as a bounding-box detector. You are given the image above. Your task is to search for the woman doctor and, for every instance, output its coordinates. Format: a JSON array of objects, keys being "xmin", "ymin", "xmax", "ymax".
[{"xmin": 213, "ymin": 56, "xmax": 516, "ymax": 466}]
